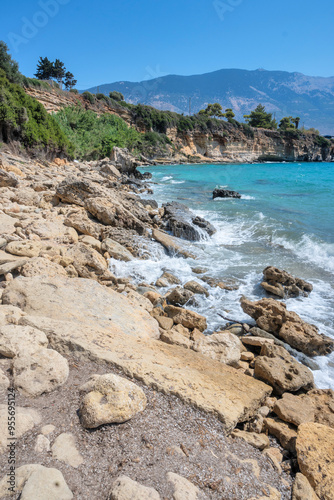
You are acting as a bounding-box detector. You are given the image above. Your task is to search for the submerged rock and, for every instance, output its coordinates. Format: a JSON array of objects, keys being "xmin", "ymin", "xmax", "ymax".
[{"xmin": 212, "ymin": 188, "xmax": 241, "ymax": 199}]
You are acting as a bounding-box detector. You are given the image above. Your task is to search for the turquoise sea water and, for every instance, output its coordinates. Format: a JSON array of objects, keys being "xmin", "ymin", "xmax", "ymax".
[{"xmin": 116, "ymin": 162, "xmax": 334, "ymax": 389}]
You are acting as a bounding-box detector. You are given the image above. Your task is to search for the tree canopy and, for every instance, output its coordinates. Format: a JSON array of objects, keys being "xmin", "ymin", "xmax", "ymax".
[
  {"xmin": 34, "ymin": 57, "xmax": 76, "ymax": 90},
  {"xmin": 109, "ymin": 91, "xmax": 124, "ymax": 102},
  {"xmin": 244, "ymin": 104, "xmax": 277, "ymax": 129},
  {"xmin": 0, "ymin": 41, "xmax": 21, "ymax": 84}
]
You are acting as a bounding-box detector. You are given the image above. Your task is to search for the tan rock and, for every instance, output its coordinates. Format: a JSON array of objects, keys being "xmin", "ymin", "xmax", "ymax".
[
  {"xmin": 184, "ymin": 280, "xmax": 209, "ymax": 296},
  {"xmin": 165, "ymin": 305, "xmax": 207, "ymax": 332},
  {"xmin": 65, "ymin": 243, "xmax": 107, "ymax": 279},
  {"xmin": 165, "ymin": 286, "xmax": 194, "ymax": 306},
  {"xmin": 167, "ymin": 472, "xmax": 200, "ymax": 500},
  {"xmin": 102, "ymin": 238, "xmax": 133, "ymax": 261},
  {"xmin": 0, "ymin": 258, "xmax": 27, "ymax": 276},
  {"xmin": 0, "ymin": 367, "xmax": 9, "ymax": 390},
  {"xmin": 0, "ymin": 324, "xmax": 48, "ymax": 358},
  {"xmin": 0, "ymin": 169, "xmax": 18, "ymax": 187},
  {"xmin": 64, "ymin": 210, "xmax": 102, "ymax": 239},
  {"xmin": 254, "ymin": 344, "xmax": 314, "ymax": 394},
  {"xmin": 264, "ymin": 417, "xmax": 297, "ymax": 452},
  {"xmin": 231, "ymin": 429, "xmax": 270, "ymax": 450},
  {"xmin": 20, "ymin": 466, "xmax": 73, "ymax": 500},
  {"xmin": 56, "ymin": 176, "xmax": 105, "ymax": 206},
  {"xmin": 0, "ymin": 405, "xmax": 41, "ymax": 454},
  {"xmin": 3, "ymin": 277, "xmax": 271, "ymax": 431},
  {"xmin": 144, "ymin": 291, "xmax": 161, "ymax": 304},
  {"xmin": 34, "ymin": 434, "xmax": 51, "ymax": 453},
  {"xmin": 24, "ymin": 219, "xmax": 78, "ymax": 244},
  {"xmin": 241, "ymin": 297, "xmax": 334, "ymax": 357},
  {"xmin": 20, "ymin": 257, "xmax": 68, "ymax": 278},
  {"xmin": 241, "ymin": 351, "xmax": 255, "ymax": 361},
  {"xmin": 296, "ymin": 422, "xmax": 334, "ymax": 500},
  {"xmin": 51, "ymin": 432, "xmax": 84, "ymax": 468},
  {"xmin": 241, "ymin": 336, "xmax": 275, "ymax": 347},
  {"xmin": 193, "ymin": 332, "xmax": 242, "ymax": 366},
  {"xmin": 123, "ymin": 289, "xmax": 153, "ymax": 312},
  {"xmin": 0, "ymin": 464, "xmax": 44, "ymax": 498},
  {"xmin": 156, "ymin": 316, "xmax": 174, "ymax": 330},
  {"xmin": 152, "ymin": 229, "xmax": 195, "ymax": 258},
  {"xmin": 262, "ymin": 447, "xmax": 283, "ymax": 473},
  {"xmin": 160, "ymin": 272, "xmax": 181, "ymax": 284},
  {"xmin": 41, "ymin": 424, "xmax": 56, "ymax": 436},
  {"xmin": 79, "ymin": 234, "xmax": 102, "ymax": 252},
  {"xmin": 5, "ymin": 240, "xmax": 44, "ymax": 257},
  {"xmin": 13, "ymin": 347, "xmax": 69, "ymax": 397},
  {"xmin": 292, "ymin": 473, "xmax": 319, "ymax": 500},
  {"xmin": 109, "ymin": 475, "xmax": 160, "ymax": 500},
  {"xmin": 262, "ymin": 266, "xmax": 313, "ymax": 298},
  {"xmin": 79, "ymin": 373, "xmax": 147, "ymax": 428},
  {"xmin": 160, "ymin": 329, "xmax": 192, "ymax": 349},
  {"xmin": 0, "ymin": 213, "xmax": 16, "ymax": 235}
]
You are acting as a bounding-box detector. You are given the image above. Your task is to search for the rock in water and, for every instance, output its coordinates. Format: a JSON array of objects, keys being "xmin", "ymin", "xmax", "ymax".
[
  {"xmin": 212, "ymin": 188, "xmax": 241, "ymax": 199},
  {"xmin": 162, "ymin": 202, "xmax": 216, "ymax": 240},
  {"xmin": 261, "ymin": 266, "xmax": 313, "ymax": 298}
]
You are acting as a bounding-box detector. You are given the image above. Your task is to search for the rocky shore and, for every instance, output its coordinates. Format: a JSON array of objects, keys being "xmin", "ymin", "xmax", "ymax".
[{"xmin": 0, "ymin": 148, "xmax": 333, "ymax": 499}]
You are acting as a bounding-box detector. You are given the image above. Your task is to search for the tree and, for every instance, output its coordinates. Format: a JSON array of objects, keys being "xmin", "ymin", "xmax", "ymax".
[
  {"xmin": 0, "ymin": 41, "xmax": 21, "ymax": 83},
  {"xmin": 244, "ymin": 104, "xmax": 277, "ymax": 129},
  {"xmin": 109, "ymin": 91, "xmax": 124, "ymax": 102},
  {"xmin": 52, "ymin": 59, "xmax": 66, "ymax": 86},
  {"xmin": 198, "ymin": 103, "xmax": 223, "ymax": 118},
  {"xmin": 293, "ymin": 117, "xmax": 300, "ymax": 129},
  {"xmin": 223, "ymin": 108, "xmax": 235, "ymax": 122},
  {"xmin": 64, "ymin": 71, "xmax": 77, "ymax": 90},
  {"xmin": 34, "ymin": 56, "xmax": 53, "ymax": 80},
  {"xmin": 279, "ymin": 116, "xmax": 296, "ymax": 131}
]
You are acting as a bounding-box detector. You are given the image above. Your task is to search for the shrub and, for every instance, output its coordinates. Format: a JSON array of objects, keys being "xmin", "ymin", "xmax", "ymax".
[
  {"xmin": 69, "ymin": 88, "xmax": 78, "ymax": 94},
  {"xmin": 82, "ymin": 91, "xmax": 95, "ymax": 104},
  {"xmin": 315, "ymin": 135, "xmax": 330, "ymax": 148}
]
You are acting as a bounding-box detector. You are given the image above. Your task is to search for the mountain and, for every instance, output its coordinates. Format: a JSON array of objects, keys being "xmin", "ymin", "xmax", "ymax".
[{"xmin": 85, "ymin": 68, "xmax": 334, "ymax": 135}]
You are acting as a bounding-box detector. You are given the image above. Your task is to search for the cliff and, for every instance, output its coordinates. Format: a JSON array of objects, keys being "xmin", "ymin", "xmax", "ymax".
[{"xmin": 24, "ymin": 86, "xmax": 334, "ymax": 164}]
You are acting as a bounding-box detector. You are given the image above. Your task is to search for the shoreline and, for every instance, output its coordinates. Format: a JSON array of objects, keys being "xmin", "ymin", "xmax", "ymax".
[{"xmin": 0, "ymin": 150, "xmax": 333, "ymax": 498}]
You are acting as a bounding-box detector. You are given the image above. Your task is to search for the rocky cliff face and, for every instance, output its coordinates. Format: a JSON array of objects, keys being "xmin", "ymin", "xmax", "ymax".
[{"xmin": 25, "ymin": 87, "xmax": 334, "ymax": 163}]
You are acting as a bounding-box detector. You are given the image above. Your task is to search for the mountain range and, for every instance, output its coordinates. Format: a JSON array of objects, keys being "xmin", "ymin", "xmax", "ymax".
[{"xmin": 85, "ymin": 68, "xmax": 334, "ymax": 134}]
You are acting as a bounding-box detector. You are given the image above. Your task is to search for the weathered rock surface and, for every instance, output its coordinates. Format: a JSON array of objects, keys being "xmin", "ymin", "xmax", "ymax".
[
  {"xmin": 164, "ymin": 305, "xmax": 207, "ymax": 331},
  {"xmin": 167, "ymin": 472, "xmax": 201, "ymax": 500},
  {"xmin": 20, "ymin": 466, "xmax": 73, "ymax": 500},
  {"xmin": 102, "ymin": 238, "xmax": 133, "ymax": 261},
  {"xmin": 264, "ymin": 417, "xmax": 297, "ymax": 452},
  {"xmin": 65, "ymin": 243, "xmax": 108, "ymax": 279},
  {"xmin": 0, "ymin": 213, "xmax": 16, "ymax": 235},
  {"xmin": 152, "ymin": 229, "xmax": 195, "ymax": 258},
  {"xmin": 184, "ymin": 280, "xmax": 209, "ymax": 297},
  {"xmin": 231, "ymin": 429, "xmax": 270, "ymax": 450},
  {"xmin": 241, "ymin": 297, "xmax": 334, "ymax": 356},
  {"xmin": 273, "ymin": 389, "xmax": 334, "ymax": 428},
  {"xmin": 165, "ymin": 286, "xmax": 194, "ymax": 306},
  {"xmin": 212, "ymin": 188, "xmax": 241, "ymax": 199},
  {"xmin": 296, "ymin": 422, "xmax": 334, "ymax": 500},
  {"xmin": 109, "ymin": 475, "xmax": 160, "ymax": 500},
  {"xmin": 64, "ymin": 210, "xmax": 102, "ymax": 239},
  {"xmin": 0, "ymin": 324, "xmax": 48, "ymax": 358},
  {"xmin": 193, "ymin": 332, "xmax": 242, "ymax": 366},
  {"xmin": 0, "ymin": 405, "xmax": 41, "ymax": 454},
  {"xmin": 0, "ymin": 169, "xmax": 18, "ymax": 187},
  {"xmin": 162, "ymin": 202, "xmax": 216, "ymax": 241},
  {"xmin": 292, "ymin": 473, "xmax": 319, "ymax": 500},
  {"xmin": 13, "ymin": 347, "xmax": 69, "ymax": 397},
  {"xmin": 261, "ymin": 266, "xmax": 313, "ymax": 298},
  {"xmin": 111, "ymin": 146, "xmax": 139, "ymax": 175},
  {"xmin": 56, "ymin": 176, "xmax": 105, "ymax": 206},
  {"xmin": 5, "ymin": 240, "xmax": 44, "ymax": 258},
  {"xmin": 79, "ymin": 373, "xmax": 147, "ymax": 428},
  {"xmin": 21, "ymin": 257, "xmax": 68, "ymax": 278},
  {"xmin": 254, "ymin": 344, "xmax": 314, "ymax": 394},
  {"xmin": 51, "ymin": 432, "xmax": 84, "ymax": 468}
]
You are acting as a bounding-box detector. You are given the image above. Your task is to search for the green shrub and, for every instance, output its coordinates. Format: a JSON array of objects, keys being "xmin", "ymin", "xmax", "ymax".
[
  {"xmin": 315, "ymin": 135, "xmax": 330, "ymax": 148},
  {"xmin": 69, "ymin": 88, "xmax": 78, "ymax": 94},
  {"xmin": 81, "ymin": 91, "xmax": 95, "ymax": 104}
]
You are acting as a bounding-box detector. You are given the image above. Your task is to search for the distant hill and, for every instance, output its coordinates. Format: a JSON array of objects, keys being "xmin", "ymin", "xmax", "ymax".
[{"xmin": 85, "ymin": 68, "xmax": 334, "ymax": 134}]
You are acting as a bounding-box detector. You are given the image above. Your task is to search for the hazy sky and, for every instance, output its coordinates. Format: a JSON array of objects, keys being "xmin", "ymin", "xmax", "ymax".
[{"xmin": 2, "ymin": 0, "xmax": 334, "ymax": 89}]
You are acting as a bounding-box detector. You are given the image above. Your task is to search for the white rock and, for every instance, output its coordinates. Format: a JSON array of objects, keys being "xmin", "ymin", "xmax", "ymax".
[
  {"xmin": 193, "ymin": 332, "xmax": 242, "ymax": 367},
  {"xmin": 51, "ymin": 433, "xmax": 84, "ymax": 468},
  {"xmin": 0, "ymin": 325, "xmax": 48, "ymax": 358},
  {"xmin": 20, "ymin": 466, "xmax": 73, "ymax": 500},
  {"xmin": 0, "ymin": 405, "xmax": 41, "ymax": 454},
  {"xmin": 167, "ymin": 472, "xmax": 201, "ymax": 500},
  {"xmin": 13, "ymin": 348, "xmax": 69, "ymax": 397},
  {"xmin": 41, "ymin": 424, "xmax": 56, "ymax": 436},
  {"xmin": 34, "ymin": 434, "xmax": 50, "ymax": 453},
  {"xmin": 109, "ymin": 475, "xmax": 160, "ymax": 500}
]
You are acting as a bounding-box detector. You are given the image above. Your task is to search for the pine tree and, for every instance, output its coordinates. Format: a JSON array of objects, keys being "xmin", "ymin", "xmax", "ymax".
[
  {"xmin": 34, "ymin": 56, "xmax": 53, "ymax": 80},
  {"xmin": 64, "ymin": 71, "xmax": 77, "ymax": 90},
  {"xmin": 0, "ymin": 41, "xmax": 21, "ymax": 83},
  {"xmin": 52, "ymin": 59, "xmax": 66, "ymax": 87}
]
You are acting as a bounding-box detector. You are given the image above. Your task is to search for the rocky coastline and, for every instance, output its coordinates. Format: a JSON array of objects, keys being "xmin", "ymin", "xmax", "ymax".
[{"xmin": 0, "ymin": 148, "xmax": 333, "ymax": 499}]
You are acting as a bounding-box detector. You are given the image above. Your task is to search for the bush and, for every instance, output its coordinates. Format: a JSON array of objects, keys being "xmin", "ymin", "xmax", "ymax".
[
  {"xmin": 315, "ymin": 135, "xmax": 330, "ymax": 148},
  {"xmin": 82, "ymin": 91, "xmax": 95, "ymax": 104},
  {"xmin": 69, "ymin": 88, "xmax": 78, "ymax": 94},
  {"xmin": 109, "ymin": 91, "xmax": 124, "ymax": 102}
]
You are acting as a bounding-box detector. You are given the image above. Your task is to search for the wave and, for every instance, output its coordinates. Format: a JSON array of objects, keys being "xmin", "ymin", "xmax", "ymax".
[
  {"xmin": 170, "ymin": 180, "xmax": 185, "ymax": 184},
  {"xmin": 161, "ymin": 175, "xmax": 173, "ymax": 181},
  {"xmin": 241, "ymin": 195, "xmax": 255, "ymax": 200}
]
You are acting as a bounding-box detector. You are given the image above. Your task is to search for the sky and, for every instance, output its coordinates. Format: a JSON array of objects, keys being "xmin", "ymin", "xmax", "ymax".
[{"xmin": 2, "ymin": 0, "xmax": 334, "ymax": 89}]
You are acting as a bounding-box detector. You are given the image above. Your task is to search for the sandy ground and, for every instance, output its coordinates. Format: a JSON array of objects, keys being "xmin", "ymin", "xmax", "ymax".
[{"xmin": 0, "ymin": 354, "xmax": 293, "ymax": 500}]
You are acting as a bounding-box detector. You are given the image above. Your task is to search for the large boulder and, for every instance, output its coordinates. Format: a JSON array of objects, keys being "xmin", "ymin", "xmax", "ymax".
[
  {"xmin": 162, "ymin": 202, "xmax": 216, "ymax": 241},
  {"xmin": 20, "ymin": 257, "xmax": 68, "ymax": 278},
  {"xmin": 64, "ymin": 210, "xmax": 103, "ymax": 240},
  {"xmin": 164, "ymin": 305, "xmax": 207, "ymax": 332},
  {"xmin": 273, "ymin": 389, "xmax": 334, "ymax": 428},
  {"xmin": 79, "ymin": 373, "xmax": 147, "ymax": 428},
  {"xmin": 261, "ymin": 266, "xmax": 313, "ymax": 298},
  {"xmin": 102, "ymin": 238, "xmax": 133, "ymax": 261},
  {"xmin": 56, "ymin": 176, "xmax": 106, "ymax": 206},
  {"xmin": 240, "ymin": 297, "xmax": 334, "ymax": 356},
  {"xmin": 0, "ymin": 324, "xmax": 48, "ymax": 358},
  {"xmin": 254, "ymin": 343, "xmax": 315, "ymax": 395},
  {"xmin": 296, "ymin": 422, "xmax": 334, "ymax": 500},
  {"xmin": 110, "ymin": 147, "xmax": 138, "ymax": 175},
  {"xmin": 65, "ymin": 243, "xmax": 108, "ymax": 279},
  {"xmin": 165, "ymin": 287, "xmax": 194, "ymax": 306},
  {"xmin": 152, "ymin": 229, "xmax": 195, "ymax": 258},
  {"xmin": 193, "ymin": 332, "xmax": 243, "ymax": 366},
  {"xmin": 212, "ymin": 188, "xmax": 241, "ymax": 199}
]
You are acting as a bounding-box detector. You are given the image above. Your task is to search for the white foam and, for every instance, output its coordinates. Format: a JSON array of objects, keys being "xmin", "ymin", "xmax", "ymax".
[
  {"xmin": 161, "ymin": 175, "xmax": 173, "ymax": 181},
  {"xmin": 170, "ymin": 180, "xmax": 185, "ymax": 184},
  {"xmin": 241, "ymin": 195, "xmax": 255, "ymax": 200}
]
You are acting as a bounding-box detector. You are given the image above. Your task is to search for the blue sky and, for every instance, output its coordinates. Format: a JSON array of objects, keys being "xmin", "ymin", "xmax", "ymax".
[{"xmin": 2, "ymin": 0, "xmax": 334, "ymax": 89}]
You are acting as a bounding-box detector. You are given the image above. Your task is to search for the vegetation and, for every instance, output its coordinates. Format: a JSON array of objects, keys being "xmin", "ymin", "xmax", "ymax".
[
  {"xmin": 244, "ymin": 104, "xmax": 277, "ymax": 129},
  {"xmin": 34, "ymin": 56, "xmax": 77, "ymax": 90},
  {"xmin": 81, "ymin": 91, "xmax": 96, "ymax": 104},
  {"xmin": 109, "ymin": 91, "xmax": 124, "ymax": 102},
  {"xmin": 0, "ymin": 41, "xmax": 22, "ymax": 84},
  {"xmin": 279, "ymin": 116, "xmax": 300, "ymax": 131}
]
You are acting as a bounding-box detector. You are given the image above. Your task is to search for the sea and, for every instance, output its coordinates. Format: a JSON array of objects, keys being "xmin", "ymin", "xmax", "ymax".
[{"xmin": 110, "ymin": 162, "xmax": 334, "ymax": 390}]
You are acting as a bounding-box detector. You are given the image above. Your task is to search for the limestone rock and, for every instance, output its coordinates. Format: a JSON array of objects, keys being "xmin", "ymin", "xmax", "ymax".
[
  {"xmin": 296, "ymin": 422, "xmax": 334, "ymax": 500},
  {"xmin": 5, "ymin": 240, "xmax": 44, "ymax": 257},
  {"xmin": 0, "ymin": 169, "xmax": 18, "ymax": 187},
  {"xmin": 65, "ymin": 243, "xmax": 107, "ymax": 279},
  {"xmin": 241, "ymin": 336, "xmax": 275, "ymax": 348},
  {"xmin": 0, "ymin": 367, "xmax": 9, "ymax": 390},
  {"xmin": 152, "ymin": 229, "xmax": 195, "ymax": 259},
  {"xmin": 56, "ymin": 176, "xmax": 105, "ymax": 206},
  {"xmin": 231, "ymin": 429, "xmax": 270, "ymax": 450},
  {"xmin": 102, "ymin": 238, "xmax": 133, "ymax": 261},
  {"xmin": 0, "ymin": 213, "xmax": 16, "ymax": 235},
  {"xmin": 160, "ymin": 329, "xmax": 192, "ymax": 349},
  {"xmin": 64, "ymin": 210, "xmax": 102, "ymax": 239},
  {"xmin": 193, "ymin": 332, "xmax": 242, "ymax": 366},
  {"xmin": 0, "ymin": 405, "xmax": 41, "ymax": 454},
  {"xmin": 167, "ymin": 472, "xmax": 200, "ymax": 500},
  {"xmin": 273, "ymin": 389, "xmax": 334, "ymax": 428},
  {"xmin": 241, "ymin": 297, "xmax": 334, "ymax": 356},
  {"xmin": 156, "ymin": 315, "xmax": 174, "ymax": 330},
  {"xmin": 123, "ymin": 289, "xmax": 153, "ymax": 312},
  {"xmin": 34, "ymin": 434, "xmax": 51, "ymax": 453},
  {"xmin": 165, "ymin": 305, "xmax": 207, "ymax": 332},
  {"xmin": 264, "ymin": 417, "xmax": 297, "ymax": 452},
  {"xmin": 20, "ymin": 257, "xmax": 68, "ymax": 278},
  {"xmin": 166, "ymin": 287, "xmax": 194, "ymax": 306},
  {"xmin": 292, "ymin": 473, "xmax": 319, "ymax": 500},
  {"xmin": 0, "ymin": 258, "xmax": 27, "ymax": 276},
  {"xmin": 51, "ymin": 432, "xmax": 84, "ymax": 468},
  {"xmin": 0, "ymin": 324, "xmax": 48, "ymax": 358},
  {"xmin": 261, "ymin": 266, "xmax": 313, "ymax": 298},
  {"xmin": 13, "ymin": 348, "xmax": 69, "ymax": 397},
  {"xmin": 24, "ymin": 219, "xmax": 78, "ymax": 244},
  {"xmin": 78, "ymin": 234, "xmax": 102, "ymax": 252},
  {"xmin": 160, "ymin": 272, "xmax": 181, "ymax": 285},
  {"xmin": 109, "ymin": 475, "xmax": 160, "ymax": 500},
  {"xmin": 184, "ymin": 280, "xmax": 209, "ymax": 296},
  {"xmin": 254, "ymin": 344, "xmax": 314, "ymax": 394},
  {"xmin": 79, "ymin": 373, "xmax": 147, "ymax": 428},
  {"xmin": 20, "ymin": 466, "xmax": 73, "ymax": 500},
  {"xmin": 162, "ymin": 201, "xmax": 215, "ymax": 241}
]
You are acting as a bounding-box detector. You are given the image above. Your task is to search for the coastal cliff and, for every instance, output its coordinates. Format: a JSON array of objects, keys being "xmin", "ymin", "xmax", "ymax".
[{"xmin": 24, "ymin": 86, "xmax": 334, "ymax": 164}]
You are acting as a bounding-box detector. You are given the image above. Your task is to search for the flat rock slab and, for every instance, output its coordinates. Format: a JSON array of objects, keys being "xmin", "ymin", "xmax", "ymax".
[{"xmin": 3, "ymin": 276, "xmax": 272, "ymax": 431}]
